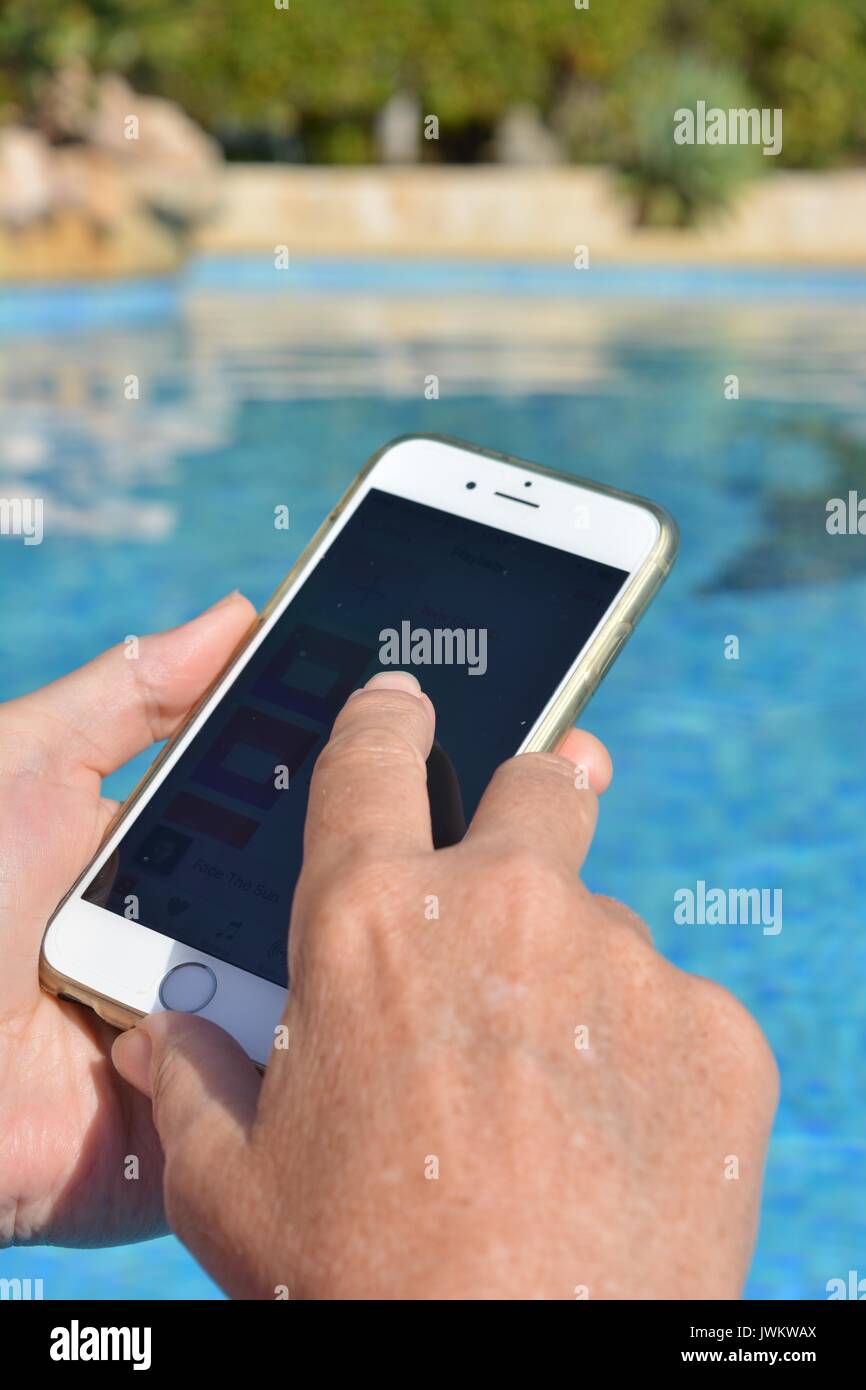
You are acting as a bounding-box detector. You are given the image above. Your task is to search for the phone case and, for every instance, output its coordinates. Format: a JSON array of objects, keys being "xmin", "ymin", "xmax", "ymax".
[{"xmin": 40, "ymin": 433, "xmax": 678, "ymax": 1027}]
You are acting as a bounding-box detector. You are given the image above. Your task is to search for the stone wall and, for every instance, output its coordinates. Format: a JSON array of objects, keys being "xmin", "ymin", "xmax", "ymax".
[{"xmin": 196, "ymin": 166, "xmax": 866, "ymax": 266}]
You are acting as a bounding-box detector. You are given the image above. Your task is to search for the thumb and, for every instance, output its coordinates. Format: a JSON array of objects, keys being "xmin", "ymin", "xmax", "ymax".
[
  {"xmin": 14, "ymin": 589, "xmax": 257, "ymax": 782},
  {"xmin": 112, "ymin": 1010, "xmax": 264, "ymax": 1289}
]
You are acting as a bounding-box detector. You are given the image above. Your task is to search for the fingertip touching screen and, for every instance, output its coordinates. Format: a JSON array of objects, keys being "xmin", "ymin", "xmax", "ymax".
[{"xmin": 85, "ymin": 489, "xmax": 627, "ymax": 986}]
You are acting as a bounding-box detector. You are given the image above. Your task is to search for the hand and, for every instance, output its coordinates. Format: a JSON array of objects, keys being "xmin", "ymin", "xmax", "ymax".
[
  {"xmin": 0, "ymin": 592, "xmax": 256, "ymax": 1247},
  {"xmin": 112, "ymin": 670, "xmax": 778, "ymax": 1299}
]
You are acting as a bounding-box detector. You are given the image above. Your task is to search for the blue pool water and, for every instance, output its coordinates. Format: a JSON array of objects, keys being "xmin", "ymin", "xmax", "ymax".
[{"xmin": 1, "ymin": 258, "xmax": 864, "ymax": 1299}]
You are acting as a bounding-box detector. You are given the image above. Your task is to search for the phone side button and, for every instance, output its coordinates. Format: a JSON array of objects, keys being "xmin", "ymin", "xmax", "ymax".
[
  {"xmin": 159, "ymin": 962, "xmax": 217, "ymax": 1013},
  {"xmin": 597, "ymin": 623, "xmax": 632, "ymax": 681}
]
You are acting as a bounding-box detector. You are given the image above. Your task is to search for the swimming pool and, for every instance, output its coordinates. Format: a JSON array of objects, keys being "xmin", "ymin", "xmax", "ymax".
[{"xmin": 1, "ymin": 258, "xmax": 864, "ymax": 1299}]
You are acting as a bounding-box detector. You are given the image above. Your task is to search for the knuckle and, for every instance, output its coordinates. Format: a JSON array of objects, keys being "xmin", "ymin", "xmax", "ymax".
[
  {"xmin": 330, "ymin": 849, "xmax": 404, "ymax": 906},
  {"xmin": 501, "ymin": 750, "xmax": 586, "ymax": 793},
  {"xmin": 593, "ymin": 893, "xmax": 654, "ymax": 942},
  {"xmin": 691, "ymin": 977, "xmax": 780, "ymax": 1101},
  {"xmin": 299, "ymin": 851, "xmax": 408, "ymax": 956},
  {"xmin": 498, "ymin": 843, "xmax": 557, "ymax": 894},
  {"xmin": 594, "ymin": 891, "xmax": 637, "ymax": 922},
  {"xmin": 481, "ymin": 845, "xmax": 574, "ymax": 931},
  {"xmin": 315, "ymin": 723, "xmax": 426, "ymax": 779},
  {"xmin": 522, "ymin": 749, "xmax": 579, "ymax": 777},
  {"xmin": 489, "ymin": 755, "xmax": 596, "ymax": 845}
]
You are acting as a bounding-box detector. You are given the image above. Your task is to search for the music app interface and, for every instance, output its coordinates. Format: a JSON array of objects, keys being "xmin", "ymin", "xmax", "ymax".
[{"xmin": 85, "ymin": 489, "xmax": 627, "ymax": 986}]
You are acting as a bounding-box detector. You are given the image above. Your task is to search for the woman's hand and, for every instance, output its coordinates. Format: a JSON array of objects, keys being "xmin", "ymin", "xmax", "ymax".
[{"xmin": 0, "ymin": 592, "xmax": 256, "ymax": 1248}]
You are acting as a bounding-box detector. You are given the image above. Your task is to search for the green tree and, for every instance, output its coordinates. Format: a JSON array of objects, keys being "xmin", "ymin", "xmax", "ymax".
[{"xmin": 1, "ymin": 0, "xmax": 865, "ymax": 179}]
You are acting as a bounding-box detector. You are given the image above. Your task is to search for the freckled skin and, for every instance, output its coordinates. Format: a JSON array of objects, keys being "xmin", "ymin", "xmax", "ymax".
[{"xmin": 111, "ymin": 669, "xmax": 778, "ymax": 1302}]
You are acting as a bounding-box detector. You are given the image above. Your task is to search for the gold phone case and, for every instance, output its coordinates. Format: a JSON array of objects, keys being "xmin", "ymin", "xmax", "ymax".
[{"xmin": 40, "ymin": 433, "xmax": 679, "ymax": 1029}]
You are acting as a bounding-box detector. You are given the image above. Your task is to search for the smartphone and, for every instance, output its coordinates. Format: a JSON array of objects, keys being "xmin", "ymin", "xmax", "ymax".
[{"xmin": 40, "ymin": 434, "xmax": 678, "ymax": 1064}]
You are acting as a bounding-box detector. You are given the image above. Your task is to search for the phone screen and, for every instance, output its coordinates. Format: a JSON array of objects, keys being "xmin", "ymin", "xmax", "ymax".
[{"xmin": 85, "ymin": 488, "xmax": 627, "ymax": 986}]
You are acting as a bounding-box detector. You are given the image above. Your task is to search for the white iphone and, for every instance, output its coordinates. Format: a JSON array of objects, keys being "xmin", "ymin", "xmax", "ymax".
[{"xmin": 41, "ymin": 434, "xmax": 678, "ymax": 1065}]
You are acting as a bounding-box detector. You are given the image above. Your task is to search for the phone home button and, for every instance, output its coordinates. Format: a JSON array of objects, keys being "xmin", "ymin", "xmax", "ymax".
[{"xmin": 159, "ymin": 962, "xmax": 217, "ymax": 1014}]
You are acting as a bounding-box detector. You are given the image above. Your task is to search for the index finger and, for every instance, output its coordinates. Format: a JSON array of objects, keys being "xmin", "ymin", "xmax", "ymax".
[{"xmin": 302, "ymin": 670, "xmax": 436, "ymax": 873}]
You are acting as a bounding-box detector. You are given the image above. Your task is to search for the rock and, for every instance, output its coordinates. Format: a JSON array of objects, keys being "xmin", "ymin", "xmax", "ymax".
[
  {"xmin": 0, "ymin": 65, "xmax": 225, "ymax": 274},
  {"xmin": 0, "ymin": 129, "xmax": 54, "ymax": 226},
  {"xmin": 52, "ymin": 145, "xmax": 136, "ymax": 229},
  {"xmin": 86, "ymin": 74, "xmax": 223, "ymax": 225}
]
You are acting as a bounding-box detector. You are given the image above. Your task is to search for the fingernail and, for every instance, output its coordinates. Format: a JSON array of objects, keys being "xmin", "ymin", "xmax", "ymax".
[
  {"xmin": 111, "ymin": 1026, "xmax": 153, "ymax": 1093},
  {"xmin": 557, "ymin": 730, "xmax": 596, "ymax": 793},
  {"xmin": 556, "ymin": 728, "xmax": 611, "ymax": 795},
  {"xmin": 557, "ymin": 729, "xmax": 585, "ymax": 765},
  {"xmin": 364, "ymin": 670, "xmax": 423, "ymax": 697}
]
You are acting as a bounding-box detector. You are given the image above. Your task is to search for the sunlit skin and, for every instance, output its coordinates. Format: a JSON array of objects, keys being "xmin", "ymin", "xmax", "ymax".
[
  {"xmin": 1, "ymin": 603, "xmax": 777, "ymax": 1298},
  {"xmin": 0, "ymin": 593, "xmax": 256, "ymax": 1247},
  {"xmin": 0, "ymin": 595, "xmax": 596, "ymax": 1251}
]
